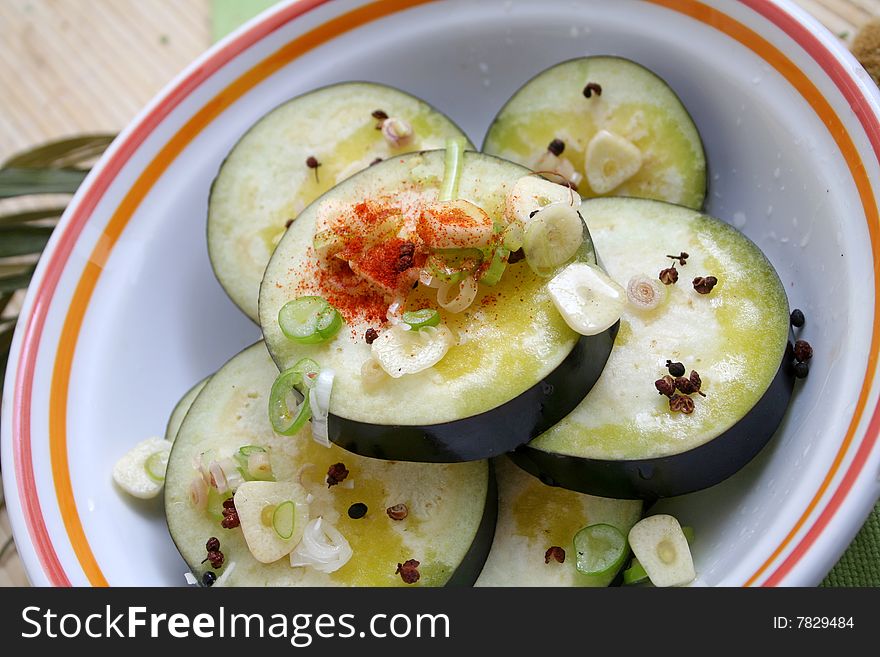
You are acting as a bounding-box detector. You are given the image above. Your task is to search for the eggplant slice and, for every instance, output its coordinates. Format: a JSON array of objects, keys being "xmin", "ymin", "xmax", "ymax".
[
  {"xmin": 512, "ymin": 198, "xmax": 794, "ymax": 499},
  {"xmin": 259, "ymin": 150, "xmax": 616, "ymax": 462},
  {"xmin": 476, "ymin": 457, "xmax": 642, "ymax": 586},
  {"xmin": 483, "ymin": 56, "xmax": 707, "ymax": 210},
  {"xmin": 165, "ymin": 343, "xmax": 495, "ymax": 586}
]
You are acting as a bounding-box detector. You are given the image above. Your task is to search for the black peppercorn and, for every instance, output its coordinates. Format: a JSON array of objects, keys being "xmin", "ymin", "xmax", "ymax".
[
  {"xmin": 790, "ymin": 309, "xmax": 805, "ymax": 328},
  {"xmin": 548, "ymin": 138, "xmax": 565, "ymax": 156},
  {"xmin": 348, "ymin": 503, "xmax": 368, "ymax": 519}
]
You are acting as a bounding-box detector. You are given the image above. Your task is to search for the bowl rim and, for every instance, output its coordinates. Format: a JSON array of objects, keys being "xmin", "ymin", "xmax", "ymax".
[{"xmin": 2, "ymin": 0, "xmax": 880, "ymax": 587}]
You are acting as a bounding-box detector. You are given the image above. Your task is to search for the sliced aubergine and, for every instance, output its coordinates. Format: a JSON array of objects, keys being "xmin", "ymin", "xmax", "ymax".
[
  {"xmin": 164, "ymin": 343, "xmax": 494, "ymax": 586},
  {"xmin": 483, "ymin": 57, "xmax": 706, "ymax": 209},
  {"xmin": 476, "ymin": 457, "xmax": 641, "ymax": 587},
  {"xmin": 164, "ymin": 377, "xmax": 210, "ymax": 442},
  {"xmin": 208, "ymin": 82, "xmax": 473, "ymax": 321},
  {"xmin": 511, "ymin": 198, "xmax": 794, "ymax": 499},
  {"xmin": 258, "ymin": 150, "xmax": 617, "ymax": 462}
]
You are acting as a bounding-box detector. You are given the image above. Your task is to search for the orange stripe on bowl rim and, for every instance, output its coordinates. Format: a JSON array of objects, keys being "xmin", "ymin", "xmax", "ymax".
[{"xmin": 10, "ymin": 0, "xmax": 877, "ymax": 586}]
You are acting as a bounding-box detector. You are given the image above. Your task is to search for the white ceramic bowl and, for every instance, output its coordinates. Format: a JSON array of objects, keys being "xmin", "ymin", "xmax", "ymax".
[{"xmin": 3, "ymin": 0, "xmax": 880, "ymax": 586}]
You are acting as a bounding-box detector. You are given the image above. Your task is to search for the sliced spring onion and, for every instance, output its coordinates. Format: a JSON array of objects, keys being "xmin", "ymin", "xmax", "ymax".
[
  {"xmin": 439, "ymin": 137, "xmax": 466, "ymax": 202},
  {"xmin": 279, "ymin": 296, "xmax": 343, "ymax": 345},
  {"xmin": 309, "ymin": 369, "xmax": 335, "ymax": 447},
  {"xmin": 371, "ymin": 324, "xmax": 454, "ymax": 377},
  {"xmin": 144, "ymin": 450, "xmax": 169, "ymax": 483},
  {"xmin": 622, "ymin": 558, "xmax": 649, "ymax": 586},
  {"xmin": 480, "ymin": 247, "xmax": 509, "ymax": 286},
  {"xmin": 523, "ymin": 203, "xmax": 584, "ymax": 276},
  {"xmin": 290, "ymin": 517, "xmax": 353, "ymax": 574},
  {"xmin": 626, "ymin": 274, "xmax": 666, "ymax": 311},
  {"xmin": 437, "ymin": 275, "xmax": 478, "ymax": 313},
  {"xmin": 291, "ymin": 357, "xmax": 321, "ymax": 391},
  {"xmin": 502, "ymin": 222, "xmax": 525, "ymax": 252},
  {"xmin": 272, "ymin": 500, "xmax": 297, "ymax": 540},
  {"xmin": 247, "ymin": 452, "xmax": 274, "ymax": 481},
  {"xmin": 234, "ymin": 446, "xmax": 273, "ymax": 481},
  {"xmin": 402, "ymin": 308, "xmax": 441, "ymax": 330},
  {"xmin": 573, "ymin": 523, "xmax": 628, "ymax": 578},
  {"xmin": 425, "ymin": 248, "xmax": 483, "ymax": 283},
  {"xmin": 268, "ymin": 368, "xmax": 312, "ymax": 435}
]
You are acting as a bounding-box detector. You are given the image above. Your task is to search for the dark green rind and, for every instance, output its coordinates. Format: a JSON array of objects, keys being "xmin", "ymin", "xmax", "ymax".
[
  {"xmin": 328, "ymin": 322, "xmax": 618, "ymax": 463},
  {"xmin": 445, "ymin": 462, "xmax": 498, "ymax": 587},
  {"xmin": 509, "ymin": 342, "xmax": 796, "ymax": 500}
]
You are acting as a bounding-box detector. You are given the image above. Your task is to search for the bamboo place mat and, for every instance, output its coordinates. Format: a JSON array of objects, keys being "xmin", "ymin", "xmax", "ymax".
[{"xmin": 0, "ymin": 0, "xmax": 878, "ymax": 587}]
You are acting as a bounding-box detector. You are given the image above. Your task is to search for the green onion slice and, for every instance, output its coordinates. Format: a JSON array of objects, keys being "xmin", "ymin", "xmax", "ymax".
[
  {"xmin": 439, "ymin": 137, "xmax": 466, "ymax": 202},
  {"xmin": 480, "ymin": 247, "xmax": 509, "ymax": 286},
  {"xmin": 144, "ymin": 451, "xmax": 168, "ymax": 483},
  {"xmin": 573, "ymin": 523, "xmax": 628, "ymax": 577},
  {"xmin": 279, "ymin": 296, "xmax": 343, "ymax": 345},
  {"xmin": 402, "ymin": 308, "xmax": 441, "ymax": 330},
  {"xmin": 622, "ymin": 558, "xmax": 649, "ymax": 586},
  {"xmin": 269, "ymin": 368, "xmax": 312, "ymax": 435},
  {"xmin": 290, "ymin": 357, "xmax": 321, "ymax": 392},
  {"xmin": 272, "ymin": 500, "xmax": 296, "ymax": 540}
]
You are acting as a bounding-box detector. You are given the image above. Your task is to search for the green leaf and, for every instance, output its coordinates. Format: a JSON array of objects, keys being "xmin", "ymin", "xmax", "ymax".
[
  {"xmin": 0, "ymin": 318, "xmax": 14, "ymax": 358},
  {"xmin": 0, "ymin": 225, "xmax": 54, "ymax": 257},
  {"xmin": 0, "ymin": 207, "xmax": 65, "ymax": 227},
  {"xmin": 0, "ymin": 168, "xmax": 88, "ymax": 198},
  {"xmin": 0, "ymin": 292, "xmax": 12, "ymax": 317},
  {"xmin": 3, "ymin": 134, "xmax": 115, "ymax": 169},
  {"xmin": 0, "ymin": 265, "xmax": 35, "ymax": 293}
]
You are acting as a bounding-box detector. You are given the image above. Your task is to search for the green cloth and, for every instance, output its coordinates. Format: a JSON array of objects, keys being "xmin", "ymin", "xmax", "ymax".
[
  {"xmin": 212, "ymin": 0, "xmax": 880, "ymax": 587},
  {"xmin": 823, "ymin": 502, "xmax": 880, "ymax": 586},
  {"xmin": 211, "ymin": 0, "xmax": 280, "ymax": 41}
]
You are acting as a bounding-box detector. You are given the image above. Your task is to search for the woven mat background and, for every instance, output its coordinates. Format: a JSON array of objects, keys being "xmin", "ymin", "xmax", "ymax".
[{"xmin": 0, "ymin": 0, "xmax": 878, "ymax": 587}]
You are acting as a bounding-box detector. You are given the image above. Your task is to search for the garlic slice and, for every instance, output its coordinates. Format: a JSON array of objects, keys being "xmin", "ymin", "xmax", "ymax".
[
  {"xmin": 585, "ymin": 129, "xmax": 643, "ymax": 194},
  {"xmin": 112, "ymin": 437, "xmax": 171, "ymax": 500},
  {"xmin": 417, "ymin": 199, "xmax": 494, "ymax": 249},
  {"xmin": 504, "ymin": 175, "xmax": 581, "ymax": 226},
  {"xmin": 547, "ymin": 262, "xmax": 626, "ymax": 335},
  {"xmin": 234, "ymin": 480, "xmax": 310, "ymax": 564},
  {"xmin": 371, "ymin": 324, "xmax": 454, "ymax": 377},
  {"xmin": 628, "ymin": 515, "xmax": 695, "ymax": 587}
]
